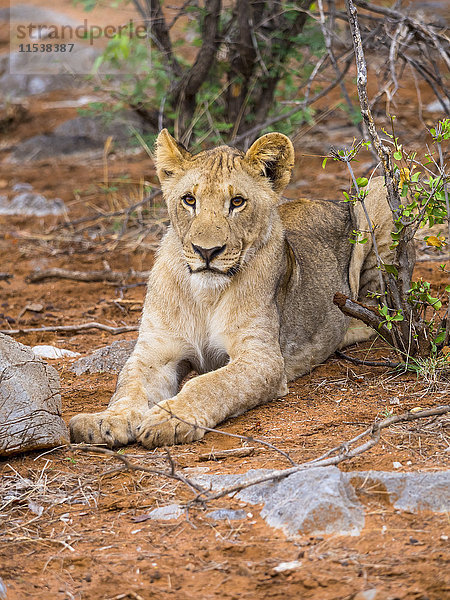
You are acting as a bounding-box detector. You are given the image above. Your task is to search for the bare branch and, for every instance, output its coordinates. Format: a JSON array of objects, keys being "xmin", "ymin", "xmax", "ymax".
[
  {"xmin": 0, "ymin": 323, "xmax": 139, "ymax": 336},
  {"xmin": 344, "ymin": 0, "xmax": 417, "ymax": 351},
  {"xmin": 333, "ymin": 292, "xmax": 395, "ymax": 346},
  {"xmin": 55, "ymin": 189, "xmax": 162, "ymax": 231},
  {"xmin": 191, "ymin": 405, "xmax": 450, "ymax": 503},
  {"xmin": 173, "ymin": 0, "xmax": 222, "ymax": 137},
  {"xmin": 72, "ymin": 444, "xmax": 207, "ymax": 495},
  {"xmin": 335, "ymin": 350, "xmax": 401, "ymax": 369},
  {"xmin": 27, "ymin": 268, "xmax": 150, "ymax": 284}
]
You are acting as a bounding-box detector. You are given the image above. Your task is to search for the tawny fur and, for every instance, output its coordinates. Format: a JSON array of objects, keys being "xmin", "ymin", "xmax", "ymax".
[{"xmin": 70, "ymin": 130, "xmax": 393, "ymax": 449}]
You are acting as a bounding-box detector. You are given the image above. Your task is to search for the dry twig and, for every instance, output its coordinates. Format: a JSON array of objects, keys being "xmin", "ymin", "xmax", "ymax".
[
  {"xmin": 56, "ymin": 189, "xmax": 162, "ymax": 231},
  {"xmin": 27, "ymin": 268, "xmax": 151, "ymax": 284},
  {"xmin": 72, "ymin": 445, "xmax": 206, "ymax": 495},
  {"xmin": 191, "ymin": 405, "xmax": 450, "ymax": 502},
  {"xmin": 333, "ymin": 292, "xmax": 395, "ymax": 346},
  {"xmin": 335, "ymin": 350, "xmax": 401, "ymax": 369},
  {"xmin": 71, "ymin": 407, "xmax": 449, "ymax": 507},
  {"xmin": 198, "ymin": 447, "xmax": 258, "ymax": 461},
  {"xmin": 0, "ymin": 322, "xmax": 139, "ymax": 336}
]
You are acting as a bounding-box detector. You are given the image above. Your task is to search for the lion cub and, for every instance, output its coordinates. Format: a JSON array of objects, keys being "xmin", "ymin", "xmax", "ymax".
[{"xmin": 70, "ymin": 130, "xmax": 392, "ymax": 448}]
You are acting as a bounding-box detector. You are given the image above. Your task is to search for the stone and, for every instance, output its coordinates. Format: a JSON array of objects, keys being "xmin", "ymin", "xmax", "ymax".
[
  {"xmin": 353, "ymin": 589, "xmax": 379, "ymax": 600},
  {"xmin": 55, "ymin": 114, "xmax": 143, "ymax": 141},
  {"xmin": 32, "ymin": 345, "xmax": 81, "ymax": 359},
  {"xmin": 426, "ymin": 99, "xmax": 450, "ymax": 113},
  {"xmin": 195, "ymin": 467, "xmax": 365, "ymax": 537},
  {"xmin": 0, "ymin": 576, "xmax": 6, "ymax": 600},
  {"xmin": 273, "ymin": 560, "xmax": 302, "ymax": 573},
  {"xmin": 205, "ymin": 509, "xmax": 247, "ymax": 521},
  {"xmin": 145, "ymin": 504, "xmax": 184, "ymax": 520},
  {"xmin": 1, "ymin": 5, "xmax": 79, "ymax": 26},
  {"xmin": 0, "ymin": 192, "xmax": 65, "ymax": 216},
  {"xmin": 0, "ymin": 333, "xmax": 69, "ymax": 456},
  {"xmin": 346, "ymin": 471, "xmax": 450, "ymax": 513},
  {"xmin": 194, "ymin": 467, "xmax": 450, "ymax": 538},
  {"xmin": 0, "ymin": 53, "xmax": 89, "ymax": 98},
  {"xmin": 11, "ymin": 182, "xmax": 33, "ymax": 192},
  {"xmin": 70, "ymin": 340, "xmax": 136, "ymax": 375},
  {"xmin": 9, "ymin": 114, "xmax": 144, "ymax": 162}
]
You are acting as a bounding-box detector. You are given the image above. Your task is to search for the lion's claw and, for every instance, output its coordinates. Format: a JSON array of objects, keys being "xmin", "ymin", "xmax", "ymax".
[
  {"xmin": 69, "ymin": 407, "xmax": 146, "ymax": 448},
  {"xmin": 136, "ymin": 401, "xmax": 205, "ymax": 448}
]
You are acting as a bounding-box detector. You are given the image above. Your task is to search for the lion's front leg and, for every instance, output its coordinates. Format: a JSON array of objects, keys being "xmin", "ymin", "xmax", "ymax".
[
  {"xmin": 69, "ymin": 335, "xmax": 189, "ymax": 447},
  {"xmin": 136, "ymin": 347, "xmax": 286, "ymax": 448}
]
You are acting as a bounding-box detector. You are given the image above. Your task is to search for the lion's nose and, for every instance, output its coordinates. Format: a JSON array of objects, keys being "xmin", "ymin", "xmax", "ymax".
[{"xmin": 192, "ymin": 244, "xmax": 226, "ymax": 263}]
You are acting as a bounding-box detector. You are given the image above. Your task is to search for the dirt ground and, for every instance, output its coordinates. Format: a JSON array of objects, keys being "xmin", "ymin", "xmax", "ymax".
[{"xmin": 1, "ymin": 1, "xmax": 450, "ymax": 599}]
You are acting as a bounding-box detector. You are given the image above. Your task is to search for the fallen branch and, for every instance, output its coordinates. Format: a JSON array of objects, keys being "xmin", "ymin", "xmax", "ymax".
[
  {"xmin": 0, "ymin": 322, "xmax": 139, "ymax": 336},
  {"xmin": 72, "ymin": 445, "xmax": 207, "ymax": 495},
  {"xmin": 27, "ymin": 268, "xmax": 151, "ymax": 284},
  {"xmin": 55, "ymin": 189, "xmax": 162, "ymax": 231},
  {"xmin": 198, "ymin": 447, "xmax": 258, "ymax": 461},
  {"xmin": 149, "ymin": 403, "xmax": 297, "ymax": 466},
  {"xmin": 0, "ymin": 273, "xmax": 12, "ymax": 283},
  {"xmin": 335, "ymin": 350, "xmax": 402, "ymax": 369},
  {"xmin": 191, "ymin": 405, "xmax": 450, "ymax": 502},
  {"xmin": 333, "ymin": 292, "xmax": 395, "ymax": 346},
  {"xmin": 71, "ymin": 406, "xmax": 450, "ymax": 506},
  {"xmin": 416, "ymin": 254, "xmax": 450, "ymax": 263}
]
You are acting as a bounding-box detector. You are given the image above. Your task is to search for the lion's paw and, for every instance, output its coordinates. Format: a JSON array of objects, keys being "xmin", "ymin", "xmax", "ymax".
[
  {"xmin": 136, "ymin": 400, "xmax": 205, "ymax": 448},
  {"xmin": 69, "ymin": 406, "xmax": 145, "ymax": 448}
]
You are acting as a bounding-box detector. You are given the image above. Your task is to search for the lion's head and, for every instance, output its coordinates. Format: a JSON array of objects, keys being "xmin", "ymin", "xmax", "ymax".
[{"xmin": 155, "ymin": 129, "xmax": 294, "ymax": 289}]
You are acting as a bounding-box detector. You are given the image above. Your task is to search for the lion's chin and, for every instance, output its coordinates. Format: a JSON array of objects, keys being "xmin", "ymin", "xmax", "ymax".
[{"xmin": 189, "ymin": 270, "xmax": 231, "ymax": 293}]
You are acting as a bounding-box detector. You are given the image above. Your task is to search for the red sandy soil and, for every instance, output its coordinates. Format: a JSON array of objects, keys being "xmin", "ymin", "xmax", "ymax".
[{"xmin": 0, "ymin": 1, "xmax": 449, "ymax": 599}]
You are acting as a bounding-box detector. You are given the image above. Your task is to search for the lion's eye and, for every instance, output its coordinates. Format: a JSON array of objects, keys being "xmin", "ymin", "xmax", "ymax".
[
  {"xmin": 230, "ymin": 196, "xmax": 246, "ymax": 210},
  {"xmin": 182, "ymin": 194, "xmax": 196, "ymax": 208}
]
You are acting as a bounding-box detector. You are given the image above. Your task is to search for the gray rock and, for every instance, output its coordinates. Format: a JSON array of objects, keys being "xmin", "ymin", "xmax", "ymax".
[
  {"xmin": 205, "ymin": 509, "xmax": 247, "ymax": 521},
  {"xmin": 426, "ymin": 99, "xmax": 450, "ymax": 113},
  {"xmin": 55, "ymin": 114, "xmax": 143, "ymax": 141},
  {"xmin": 0, "ymin": 53, "xmax": 90, "ymax": 98},
  {"xmin": 9, "ymin": 114, "xmax": 144, "ymax": 162},
  {"xmin": 145, "ymin": 504, "xmax": 184, "ymax": 520},
  {"xmin": 194, "ymin": 468, "xmax": 450, "ymax": 539},
  {"xmin": 0, "ymin": 333, "xmax": 69, "ymax": 456},
  {"xmin": 12, "ymin": 182, "xmax": 32, "ymax": 192},
  {"xmin": 1, "ymin": 5, "xmax": 79, "ymax": 26},
  {"xmin": 70, "ymin": 340, "xmax": 136, "ymax": 375},
  {"xmin": 195, "ymin": 467, "xmax": 365, "ymax": 537},
  {"xmin": 346, "ymin": 471, "xmax": 450, "ymax": 513},
  {"xmin": 32, "ymin": 345, "xmax": 80, "ymax": 360},
  {"xmin": 0, "ymin": 576, "xmax": 6, "ymax": 600},
  {"xmin": 0, "ymin": 192, "xmax": 65, "ymax": 216}
]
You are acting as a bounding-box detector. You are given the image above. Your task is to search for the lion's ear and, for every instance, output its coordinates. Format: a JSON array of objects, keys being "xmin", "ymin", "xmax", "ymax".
[
  {"xmin": 244, "ymin": 132, "xmax": 294, "ymax": 193},
  {"xmin": 155, "ymin": 129, "xmax": 191, "ymax": 182}
]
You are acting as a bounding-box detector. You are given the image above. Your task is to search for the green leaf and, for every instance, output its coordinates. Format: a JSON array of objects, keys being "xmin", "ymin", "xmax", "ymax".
[
  {"xmin": 322, "ymin": 157, "xmax": 328, "ymax": 169},
  {"xmin": 434, "ymin": 329, "xmax": 446, "ymax": 345},
  {"xmin": 355, "ymin": 177, "xmax": 368, "ymax": 188},
  {"xmin": 392, "ymin": 313, "xmax": 404, "ymax": 321},
  {"xmin": 384, "ymin": 264, "xmax": 399, "ymax": 278},
  {"xmin": 394, "ymin": 151, "xmax": 402, "ymax": 160}
]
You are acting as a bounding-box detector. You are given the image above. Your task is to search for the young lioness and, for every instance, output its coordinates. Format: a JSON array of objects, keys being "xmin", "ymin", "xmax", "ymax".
[{"xmin": 70, "ymin": 130, "xmax": 392, "ymax": 448}]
